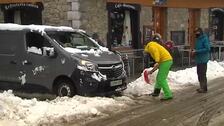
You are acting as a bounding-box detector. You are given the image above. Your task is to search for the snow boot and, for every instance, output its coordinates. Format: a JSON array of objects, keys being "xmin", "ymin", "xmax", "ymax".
[
  {"xmin": 149, "ymin": 88, "xmax": 161, "ymax": 97},
  {"xmin": 196, "ymin": 88, "xmax": 207, "ymax": 93}
]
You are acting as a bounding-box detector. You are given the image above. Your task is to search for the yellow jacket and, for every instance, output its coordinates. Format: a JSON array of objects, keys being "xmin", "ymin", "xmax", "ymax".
[{"xmin": 144, "ymin": 41, "xmax": 173, "ymax": 63}]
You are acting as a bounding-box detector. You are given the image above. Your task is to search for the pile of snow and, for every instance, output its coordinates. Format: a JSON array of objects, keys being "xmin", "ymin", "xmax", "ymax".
[
  {"xmin": 0, "ymin": 61, "xmax": 224, "ymax": 125},
  {"xmin": 124, "ymin": 61, "xmax": 224, "ymax": 96},
  {"xmin": 0, "ymin": 90, "xmax": 132, "ymax": 126}
]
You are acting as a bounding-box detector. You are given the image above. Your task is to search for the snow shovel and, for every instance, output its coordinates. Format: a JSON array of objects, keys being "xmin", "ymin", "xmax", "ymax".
[{"xmin": 143, "ymin": 69, "xmax": 151, "ymax": 84}]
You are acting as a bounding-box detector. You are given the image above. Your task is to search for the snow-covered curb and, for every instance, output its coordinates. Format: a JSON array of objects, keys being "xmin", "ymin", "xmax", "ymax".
[{"xmin": 0, "ymin": 90, "xmax": 132, "ymax": 126}]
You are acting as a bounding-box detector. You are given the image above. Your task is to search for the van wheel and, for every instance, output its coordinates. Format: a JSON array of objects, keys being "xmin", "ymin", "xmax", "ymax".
[{"xmin": 55, "ymin": 80, "xmax": 75, "ymax": 97}]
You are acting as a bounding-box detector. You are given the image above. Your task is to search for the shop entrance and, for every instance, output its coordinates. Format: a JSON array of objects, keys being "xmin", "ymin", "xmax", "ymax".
[
  {"xmin": 1, "ymin": 2, "xmax": 43, "ymax": 25},
  {"xmin": 107, "ymin": 3, "xmax": 141, "ymax": 50}
]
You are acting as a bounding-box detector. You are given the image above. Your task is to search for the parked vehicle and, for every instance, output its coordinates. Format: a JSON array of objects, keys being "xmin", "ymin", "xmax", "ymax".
[{"xmin": 0, "ymin": 24, "xmax": 127, "ymax": 97}]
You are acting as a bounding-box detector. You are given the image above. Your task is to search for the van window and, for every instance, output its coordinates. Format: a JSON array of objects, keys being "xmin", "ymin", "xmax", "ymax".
[
  {"xmin": 47, "ymin": 32, "xmax": 98, "ymax": 50},
  {"xmin": 26, "ymin": 32, "xmax": 52, "ymax": 55}
]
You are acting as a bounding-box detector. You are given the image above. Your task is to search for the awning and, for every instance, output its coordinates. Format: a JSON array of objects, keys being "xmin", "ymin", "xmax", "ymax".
[
  {"xmin": 0, "ymin": 0, "xmax": 42, "ymax": 4},
  {"xmin": 107, "ymin": 0, "xmax": 224, "ymax": 8},
  {"xmin": 0, "ymin": 1, "xmax": 43, "ymax": 11},
  {"xmin": 107, "ymin": 2, "xmax": 141, "ymax": 11},
  {"xmin": 107, "ymin": 0, "xmax": 154, "ymax": 6}
]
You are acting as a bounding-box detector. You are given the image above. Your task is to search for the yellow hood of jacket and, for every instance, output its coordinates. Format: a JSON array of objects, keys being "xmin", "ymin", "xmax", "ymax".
[{"xmin": 144, "ymin": 41, "xmax": 173, "ymax": 63}]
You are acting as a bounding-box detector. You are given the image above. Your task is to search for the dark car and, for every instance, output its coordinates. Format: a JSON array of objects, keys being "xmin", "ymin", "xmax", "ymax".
[{"xmin": 0, "ymin": 24, "xmax": 127, "ymax": 97}]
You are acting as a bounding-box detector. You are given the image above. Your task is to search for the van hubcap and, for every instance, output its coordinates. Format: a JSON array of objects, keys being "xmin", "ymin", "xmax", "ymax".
[{"xmin": 59, "ymin": 84, "xmax": 71, "ymax": 96}]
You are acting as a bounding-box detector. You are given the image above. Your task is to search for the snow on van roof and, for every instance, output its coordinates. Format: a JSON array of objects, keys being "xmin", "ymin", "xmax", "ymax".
[{"xmin": 0, "ymin": 23, "xmax": 74, "ymax": 33}]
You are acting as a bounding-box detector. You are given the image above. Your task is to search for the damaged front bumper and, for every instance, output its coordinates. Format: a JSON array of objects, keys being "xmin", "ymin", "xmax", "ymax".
[{"xmin": 71, "ymin": 68, "xmax": 127, "ymax": 96}]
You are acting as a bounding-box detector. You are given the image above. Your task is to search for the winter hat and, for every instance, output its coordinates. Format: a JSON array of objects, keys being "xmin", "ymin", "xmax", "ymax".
[
  {"xmin": 194, "ymin": 27, "xmax": 203, "ymax": 35},
  {"xmin": 152, "ymin": 33, "xmax": 162, "ymax": 42}
]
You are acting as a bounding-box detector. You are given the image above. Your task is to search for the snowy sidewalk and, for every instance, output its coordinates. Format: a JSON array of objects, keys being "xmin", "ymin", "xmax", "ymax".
[{"xmin": 0, "ymin": 61, "xmax": 223, "ymax": 126}]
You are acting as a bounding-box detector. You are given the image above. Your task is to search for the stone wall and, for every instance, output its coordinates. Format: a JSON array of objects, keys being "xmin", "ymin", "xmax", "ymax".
[
  {"xmin": 140, "ymin": 7, "xmax": 153, "ymax": 27},
  {"xmin": 79, "ymin": 2, "xmax": 153, "ymax": 46},
  {"xmin": 140, "ymin": 6, "xmax": 153, "ymax": 42},
  {"xmin": 79, "ymin": 0, "xmax": 108, "ymax": 45},
  {"xmin": 167, "ymin": 8, "xmax": 189, "ymax": 45},
  {"xmin": 67, "ymin": 0, "xmax": 81, "ymax": 28},
  {"xmin": 167, "ymin": 8, "xmax": 209, "ymax": 45},
  {"xmin": 42, "ymin": 0, "xmax": 71, "ymax": 27},
  {"xmin": 200, "ymin": 9, "xmax": 209, "ymax": 30}
]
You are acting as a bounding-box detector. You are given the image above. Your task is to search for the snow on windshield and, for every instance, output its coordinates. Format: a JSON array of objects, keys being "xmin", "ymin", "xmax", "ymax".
[
  {"xmin": 89, "ymin": 37, "xmax": 110, "ymax": 52},
  {"xmin": 60, "ymin": 33, "xmax": 110, "ymax": 56},
  {"xmin": 64, "ymin": 47, "xmax": 104, "ymax": 57},
  {"xmin": 0, "ymin": 61, "xmax": 224, "ymax": 126}
]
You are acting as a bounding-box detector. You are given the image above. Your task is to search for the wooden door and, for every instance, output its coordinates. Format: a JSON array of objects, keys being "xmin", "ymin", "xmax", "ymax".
[
  {"xmin": 153, "ymin": 7, "xmax": 167, "ymax": 40},
  {"xmin": 188, "ymin": 9, "xmax": 201, "ymax": 49}
]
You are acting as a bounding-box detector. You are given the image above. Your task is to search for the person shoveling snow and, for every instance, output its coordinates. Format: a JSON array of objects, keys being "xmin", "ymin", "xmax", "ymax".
[{"xmin": 144, "ymin": 33, "xmax": 173, "ymax": 101}]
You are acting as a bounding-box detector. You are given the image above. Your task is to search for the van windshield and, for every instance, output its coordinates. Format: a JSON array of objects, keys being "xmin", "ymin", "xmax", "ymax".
[{"xmin": 47, "ymin": 31, "xmax": 99, "ymax": 50}]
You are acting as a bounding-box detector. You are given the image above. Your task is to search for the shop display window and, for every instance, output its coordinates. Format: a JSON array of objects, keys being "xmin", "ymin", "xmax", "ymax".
[{"xmin": 110, "ymin": 10, "xmax": 133, "ymax": 48}]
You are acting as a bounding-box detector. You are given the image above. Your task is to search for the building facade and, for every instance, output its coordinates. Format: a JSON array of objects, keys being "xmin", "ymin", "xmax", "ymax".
[{"xmin": 0, "ymin": 0, "xmax": 223, "ymax": 50}]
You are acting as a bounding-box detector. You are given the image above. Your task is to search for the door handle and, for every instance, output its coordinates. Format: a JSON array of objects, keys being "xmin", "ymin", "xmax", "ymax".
[{"xmin": 10, "ymin": 60, "xmax": 17, "ymax": 64}]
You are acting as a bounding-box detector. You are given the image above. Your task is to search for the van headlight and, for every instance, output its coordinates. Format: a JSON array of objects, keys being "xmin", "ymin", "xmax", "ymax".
[{"xmin": 80, "ymin": 60, "xmax": 97, "ymax": 72}]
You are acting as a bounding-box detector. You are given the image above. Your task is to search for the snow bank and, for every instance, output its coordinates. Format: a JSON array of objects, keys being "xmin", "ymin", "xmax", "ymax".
[
  {"xmin": 124, "ymin": 61, "xmax": 224, "ymax": 96},
  {"xmin": 169, "ymin": 61, "xmax": 224, "ymax": 86},
  {"xmin": 0, "ymin": 90, "xmax": 132, "ymax": 126}
]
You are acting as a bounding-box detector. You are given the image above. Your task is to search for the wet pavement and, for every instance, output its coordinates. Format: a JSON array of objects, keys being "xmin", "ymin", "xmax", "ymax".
[{"xmin": 84, "ymin": 77, "xmax": 224, "ymax": 126}]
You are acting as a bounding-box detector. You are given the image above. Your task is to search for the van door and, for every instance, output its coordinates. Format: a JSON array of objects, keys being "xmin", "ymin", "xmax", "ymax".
[
  {"xmin": 0, "ymin": 31, "xmax": 22, "ymax": 85},
  {"xmin": 21, "ymin": 32, "xmax": 57, "ymax": 89}
]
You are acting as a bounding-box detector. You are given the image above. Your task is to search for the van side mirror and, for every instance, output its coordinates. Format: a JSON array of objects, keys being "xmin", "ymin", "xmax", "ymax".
[{"xmin": 42, "ymin": 47, "xmax": 57, "ymax": 58}]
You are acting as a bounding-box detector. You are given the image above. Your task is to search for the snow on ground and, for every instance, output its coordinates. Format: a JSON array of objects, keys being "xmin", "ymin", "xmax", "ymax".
[
  {"xmin": 0, "ymin": 61, "xmax": 224, "ymax": 126},
  {"xmin": 124, "ymin": 60, "xmax": 224, "ymax": 95},
  {"xmin": 0, "ymin": 91, "xmax": 132, "ymax": 126}
]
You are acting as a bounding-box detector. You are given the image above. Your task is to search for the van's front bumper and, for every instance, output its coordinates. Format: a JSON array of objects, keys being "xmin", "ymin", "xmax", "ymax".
[{"xmin": 71, "ymin": 69, "xmax": 127, "ymax": 96}]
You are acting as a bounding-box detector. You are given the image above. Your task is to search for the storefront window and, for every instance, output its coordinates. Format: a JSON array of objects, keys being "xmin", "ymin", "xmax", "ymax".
[
  {"xmin": 122, "ymin": 11, "xmax": 132, "ymax": 46},
  {"xmin": 209, "ymin": 8, "xmax": 224, "ymax": 41},
  {"xmin": 171, "ymin": 31, "xmax": 185, "ymax": 45},
  {"xmin": 107, "ymin": 3, "xmax": 141, "ymax": 49},
  {"xmin": 110, "ymin": 10, "xmax": 133, "ymax": 47},
  {"xmin": 1, "ymin": 2, "xmax": 43, "ymax": 25},
  {"xmin": 110, "ymin": 10, "xmax": 125, "ymax": 47}
]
